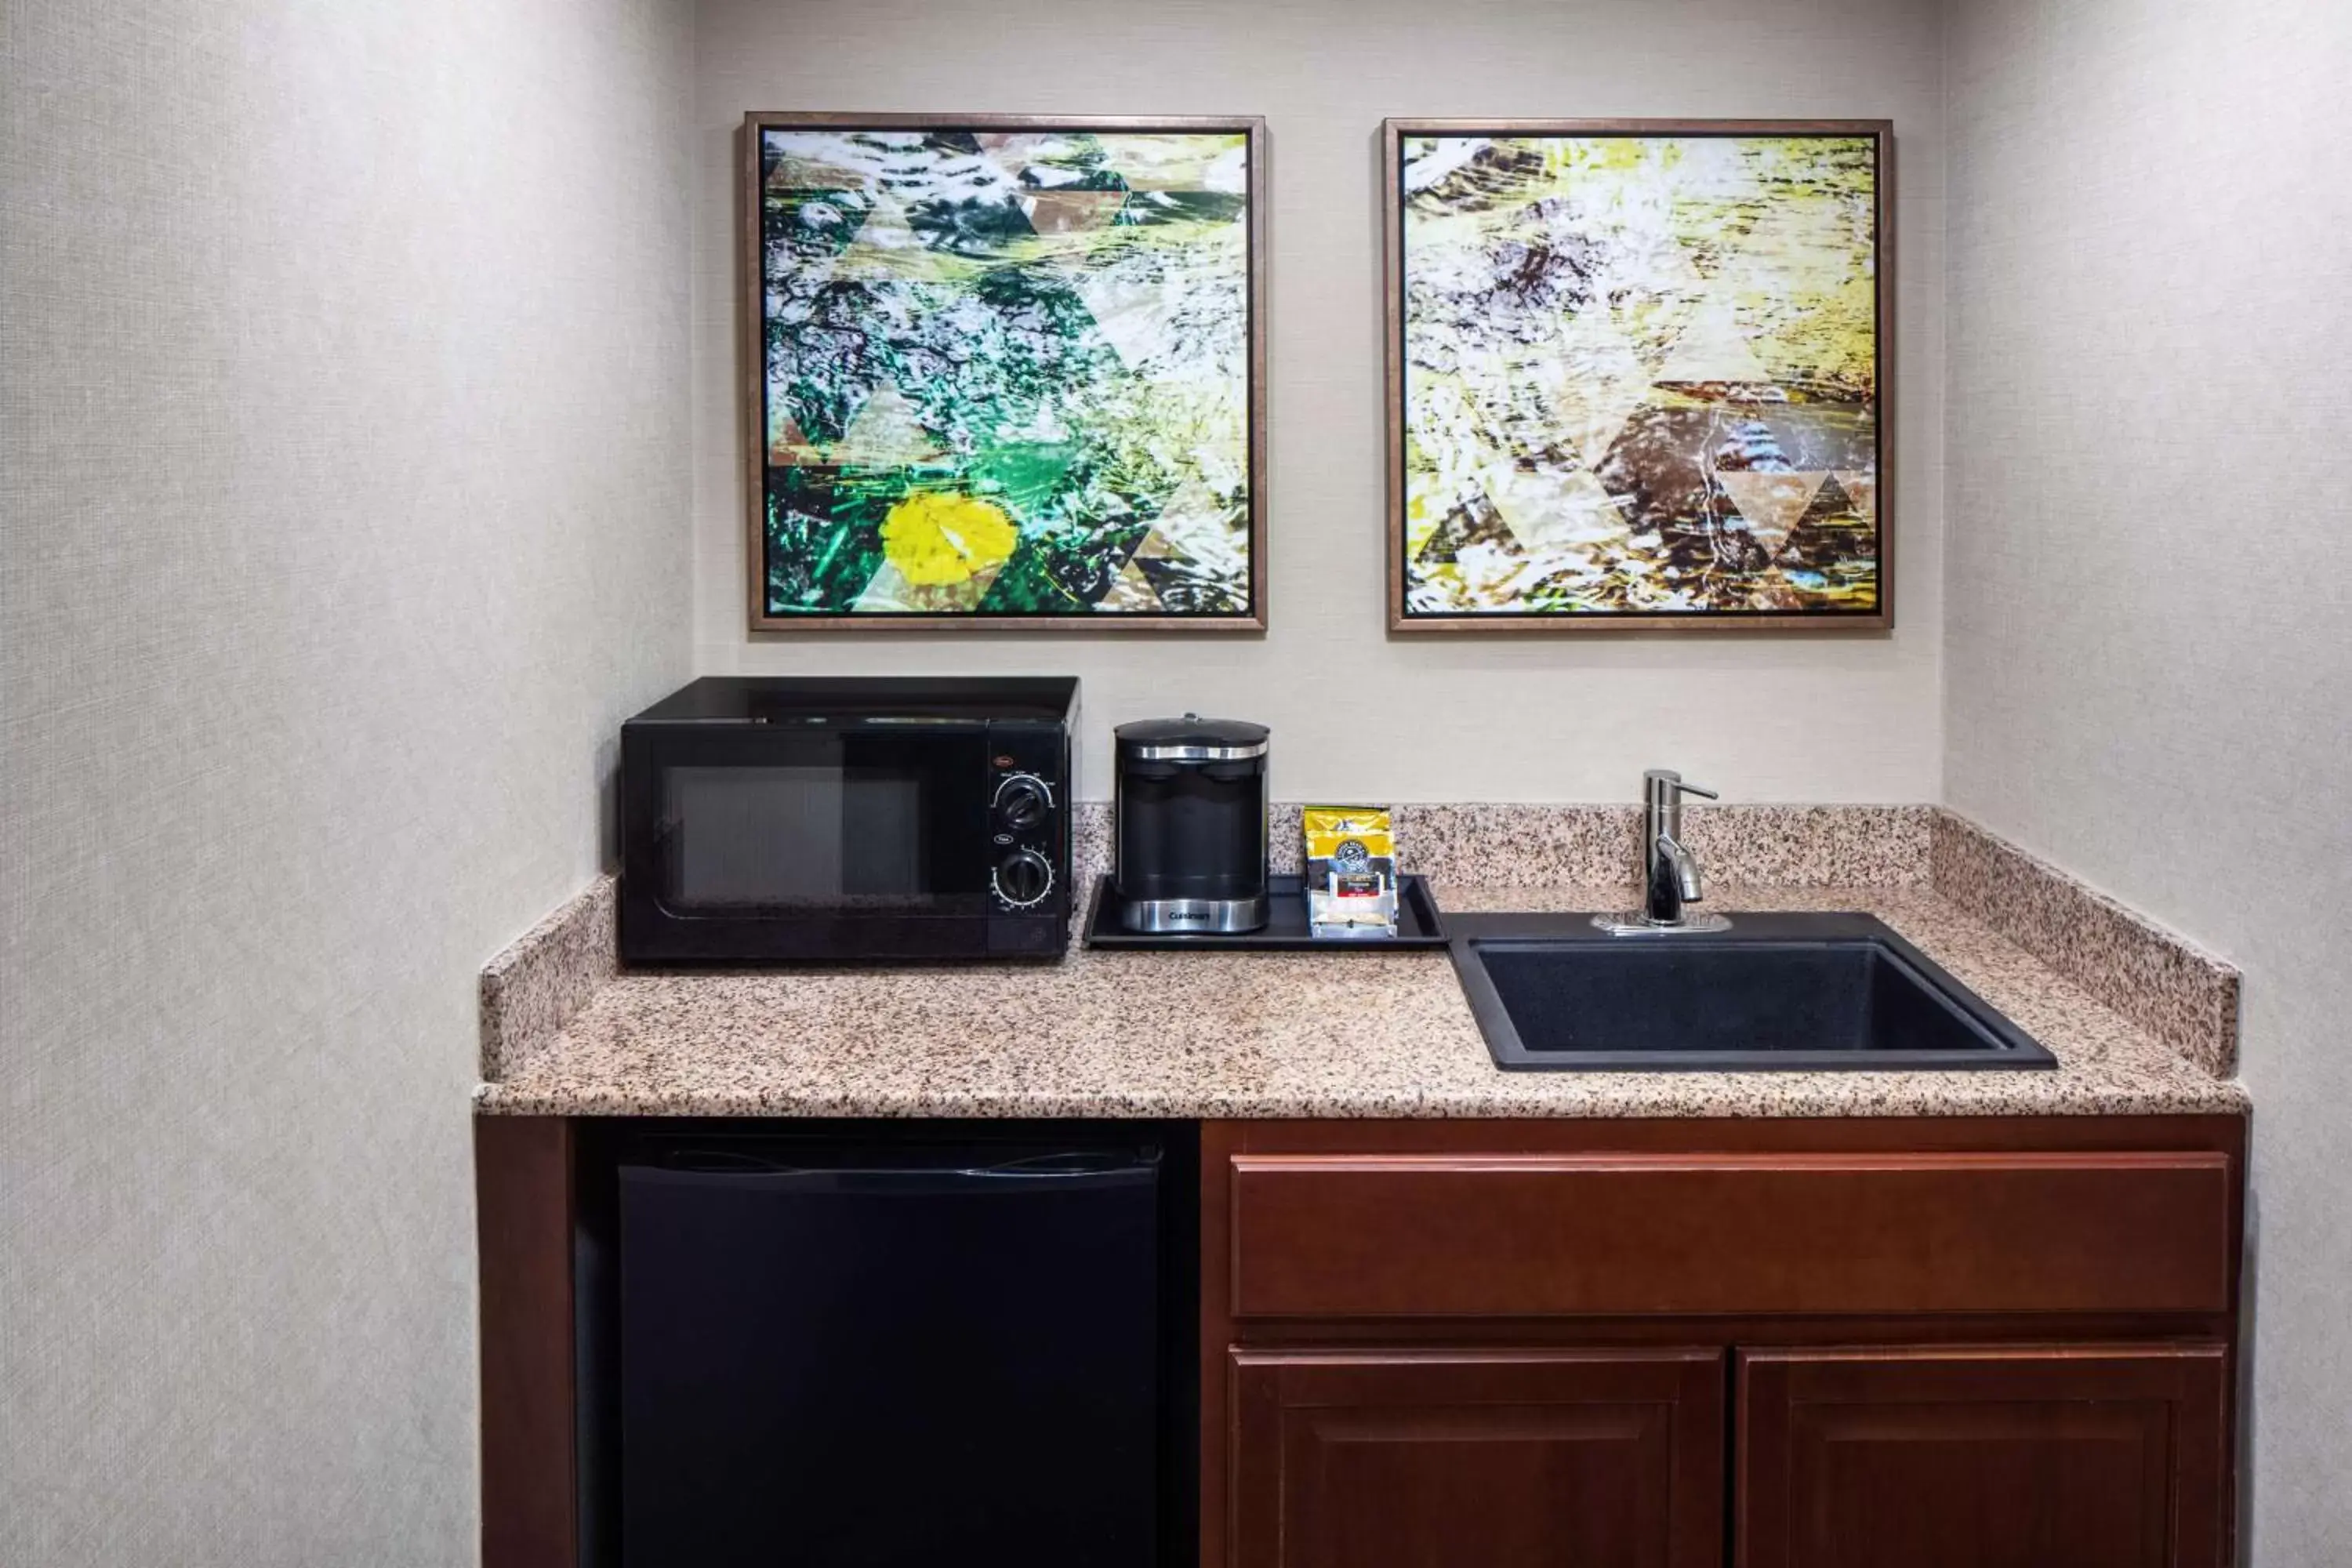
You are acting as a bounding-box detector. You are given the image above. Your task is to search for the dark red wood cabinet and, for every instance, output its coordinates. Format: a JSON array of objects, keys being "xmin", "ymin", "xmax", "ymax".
[
  {"xmin": 480, "ymin": 1113, "xmax": 2243, "ymax": 1568},
  {"xmin": 1230, "ymin": 1348, "xmax": 1725, "ymax": 1568},
  {"xmin": 1737, "ymin": 1345, "xmax": 2230, "ymax": 1568},
  {"xmin": 1204, "ymin": 1118, "xmax": 2243, "ymax": 1568}
]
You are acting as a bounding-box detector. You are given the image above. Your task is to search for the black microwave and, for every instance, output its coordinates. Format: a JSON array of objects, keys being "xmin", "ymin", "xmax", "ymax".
[{"xmin": 619, "ymin": 677, "xmax": 1076, "ymax": 964}]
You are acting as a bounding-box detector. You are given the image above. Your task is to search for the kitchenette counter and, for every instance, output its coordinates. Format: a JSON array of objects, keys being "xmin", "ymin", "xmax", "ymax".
[
  {"xmin": 473, "ymin": 861, "xmax": 2245, "ymax": 1120},
  {"xmin": 471, "ymin": 810, "xmax": 2254, "ymax": 1568}
]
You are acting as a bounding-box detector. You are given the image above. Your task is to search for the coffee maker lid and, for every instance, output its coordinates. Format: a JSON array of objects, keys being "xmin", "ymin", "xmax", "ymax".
[{"xmin": 1116, "ymin": 712, "xmax": 1269, "ymax": 761}]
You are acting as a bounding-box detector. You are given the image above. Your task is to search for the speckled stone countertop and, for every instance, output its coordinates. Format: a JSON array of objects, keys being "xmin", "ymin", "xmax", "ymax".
[{"xmin": 474, "ymin": 878, "xmax": 2245, "ymax": 1121}]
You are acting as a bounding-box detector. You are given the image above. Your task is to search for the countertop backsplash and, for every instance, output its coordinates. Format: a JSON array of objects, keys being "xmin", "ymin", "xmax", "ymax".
[{"xmin": 478, "ymin": 803, "xmax": 2238, "ymax": 1100}]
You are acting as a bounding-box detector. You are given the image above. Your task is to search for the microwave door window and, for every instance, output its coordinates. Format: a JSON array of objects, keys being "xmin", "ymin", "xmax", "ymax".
[
  {"xmin": 667, "ymin": 766, "xmax": 842, "ymax": 908},
  {"xmin": 661, "ymin": 756, "xmax": 983, "ymax": 913},
  {"xmin": 841, "ymin": 771, "xmax": 922, "ymax": 897}
]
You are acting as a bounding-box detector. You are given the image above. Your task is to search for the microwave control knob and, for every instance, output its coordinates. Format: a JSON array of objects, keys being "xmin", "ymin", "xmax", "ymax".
[
  {"xmin": 993, "ymin": 773, "xmax": 1052, "ymax": 831},
  {"xmin": 993, "ymin": 849, "xmax": 1054, "ymax": 909}
]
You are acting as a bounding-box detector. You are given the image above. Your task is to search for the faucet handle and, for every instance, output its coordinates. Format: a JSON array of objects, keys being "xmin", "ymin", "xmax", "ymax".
[{"xmin": 1645, "ymin": 768, "xmax": 1719, "ymax": 802}]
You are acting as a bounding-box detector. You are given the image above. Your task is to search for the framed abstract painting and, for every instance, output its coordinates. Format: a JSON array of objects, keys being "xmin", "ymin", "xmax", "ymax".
[
  {"xmin": 743, "ymin": 113, "xmax": 1267, "ymax": 630},
  {"xmin": 1385, "ymin": 119, "xmax": 1891, "ymax": 631}
]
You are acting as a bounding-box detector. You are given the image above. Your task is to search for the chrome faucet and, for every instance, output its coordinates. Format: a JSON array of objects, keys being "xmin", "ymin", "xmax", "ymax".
[
  {"xmin": 1595, "ymin": 768, "xmax": 1730, "ymax": 935},
  {"xmin": 1643, "ymin": 768, "xmax": 1716, "ymax": 924}
]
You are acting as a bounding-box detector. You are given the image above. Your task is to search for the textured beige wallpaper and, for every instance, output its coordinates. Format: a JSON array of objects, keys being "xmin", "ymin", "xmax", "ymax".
[
  {"xmin": 1, "ymin": 1, "xmax": 694, "ymax": 1561},
  {"xmin": 1944, "ymin": 0, "xmax": 2352, "ymax": 1558},
  {"xmin": 34, "ymin": 0, "xmax": 2345, "ymax": 1558},
  {"xmin": 691, "ymin": 0, "xmax": 1951, "ymax": 804}
]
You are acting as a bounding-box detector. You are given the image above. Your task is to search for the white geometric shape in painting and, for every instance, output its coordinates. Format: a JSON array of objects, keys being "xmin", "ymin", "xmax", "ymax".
[
  {"xmin": 829, "ymin": 190, "xmax": 924, "ymax": 282},
  {"xmin": 1143, "ymin": 478, "xmax": 1247, "ymax": 583},
  {"xmin": 1590, "ymin": 227, "xmax": 1712, "ymax": 375},
  {"xmin": 1078, "ymin": 266, "xmax": 1176, "ymax": 372},
  {"xmin": 1022, "ymin": 190, "xmax": 1126, "ymax": 236},
  {"xmin": 1202, "ymin": 141, "xmax": 1247, "ymax": 195},
  {"xmin": 851, "ymin": 557, "xmax": 1009, "ymax": 614},
  {"xmin": 764, "ymin": 139, "xmax": 871, "ymax": 195},
  {"xmin": 1703, "ymin": 194, "xmax": 1872, "ymax": 383},
  {"xmin": 1097, "ymin": 134, "xmax": 1247, "ymax": 194},
  {"xmin": 999, "ymin": 135, "xmax": 1094, "ymax": 188},
  {"xmin": 1652, "ymin": 297, "xmax": 1775, "ymax": 387},
  {"xmin": 1544, "ymin": 310, "xmax": 1654, "ymax": 472},
  {"xmin": 1659, "ymin": 136, "xmax": 1766, "ymax": 278},
  {"xmin": 1832, "ymin": 470, "xmax": 1877, "ymax": 521},
  {"xmin": 1480, "ymin": 462, "xmax": 1632, "ymax": 554},
  {"xmin": 1450, "ymin": 533, "xmax": 1536, "ymax": 603},
  {"xmin": 971, "ymin": 132, "xmax": 1057, "ymax": 187},
  {"xmin": 1399, "ymin": 136, "xmax": 1490, "ymax": 196},
  {"xmin": 1717, "ymin": 470, "xmax": 1831, "ymax": 554},
  {"xmin": 1073, "ymin": 241, "xmax": 1245, "ymax": 379},
  {"xmin": 829, "ymin": 386, "xmax": 946, "ymax": 467},
  {"xmin": 1097, "ymin": 558, "xmax": 1163, "ymax": 612},
  {"xmin": 1403, "ymin": 373, "xmax": 1491, "ymax": 515},
  {"xmin": 768, "ymin": 405, "xmax": 815, "ymax": 466}
]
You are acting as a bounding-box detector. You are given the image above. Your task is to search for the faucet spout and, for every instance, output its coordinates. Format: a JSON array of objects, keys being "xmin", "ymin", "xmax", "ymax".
[{"xmin": 1648, "ymin": 833, "xmax": 1704, "ymax": 923}]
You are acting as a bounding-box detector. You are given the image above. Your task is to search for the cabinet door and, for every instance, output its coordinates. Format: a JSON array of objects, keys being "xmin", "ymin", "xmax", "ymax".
[
  {"xmin": 1231, "ymin": 1348, "xmax": 1724, "ymax": 1568},
  {"xmin": 1737, "ymin": 1345, "xmax": 2229, "ymax": 1568}
]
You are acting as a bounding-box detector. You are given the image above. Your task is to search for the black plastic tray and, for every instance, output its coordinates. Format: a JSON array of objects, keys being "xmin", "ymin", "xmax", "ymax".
[{"xmin": 1083, "ymin": 873, "xmax": 1447, "ymax": 951}]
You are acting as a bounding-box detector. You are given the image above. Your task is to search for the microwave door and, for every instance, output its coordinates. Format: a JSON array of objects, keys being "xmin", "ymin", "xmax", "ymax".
[{"xmin": 653, "ymin": 733, "xmax": 989, "ymax": 920}]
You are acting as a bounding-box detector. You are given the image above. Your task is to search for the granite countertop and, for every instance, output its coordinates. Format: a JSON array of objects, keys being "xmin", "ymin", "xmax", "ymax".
[{"xmin": 474, "ymin": 875, "xmax": 2246, "ymax": 1121}]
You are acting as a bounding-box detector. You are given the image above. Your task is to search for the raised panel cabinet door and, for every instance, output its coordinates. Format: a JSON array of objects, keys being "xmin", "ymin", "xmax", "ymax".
[
  {"xmin": 1230, "ymin": 1348, "xmax": 1725, "ymax": 1568},
  {"xmin": 1737, "ymin": 1345, "xmax": 2230, "ymax": 1568}
]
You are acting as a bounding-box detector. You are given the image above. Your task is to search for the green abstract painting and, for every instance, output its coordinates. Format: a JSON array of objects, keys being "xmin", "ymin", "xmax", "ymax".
[
  {"xmin": 1391, "ymin": 125, "xmax": 1886, "ymax": 626},
  {"xmin": 751, "ymin": 120, "xmax": 1260, "ymax": 624}
]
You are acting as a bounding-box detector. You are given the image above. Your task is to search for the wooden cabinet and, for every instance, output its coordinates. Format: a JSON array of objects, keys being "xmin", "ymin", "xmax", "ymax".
[
  {"xmin": 481, "ymin": 1113, "xmax": 2245, "ymax": 1568},
  {"xmin": 1230, "ymin": 1349, "xmax": 1724, "ymax": 1568},
  {"xmin": 1203, "ymin": 1118, "xmax": 2245, "ymax": 1568},
  {"xmin": 1737, "ymin": 1345, "xmax": 2230, "ymax": 1568}
]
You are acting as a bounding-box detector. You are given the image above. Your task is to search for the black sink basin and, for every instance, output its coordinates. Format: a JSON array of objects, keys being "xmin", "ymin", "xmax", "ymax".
[{"xmin": 1448, "ymin": 913, "xmax": 2056, "ymax": 1072}]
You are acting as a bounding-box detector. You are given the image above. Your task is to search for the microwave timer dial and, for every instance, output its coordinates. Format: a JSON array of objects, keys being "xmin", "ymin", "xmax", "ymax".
[
  {"xmin": 993, "ymin": 848, "xmax": 1055, "ymax": 909},
  {"xmin": 993, "ymin": 772, "xmax": 1054, "ymax": 832}
]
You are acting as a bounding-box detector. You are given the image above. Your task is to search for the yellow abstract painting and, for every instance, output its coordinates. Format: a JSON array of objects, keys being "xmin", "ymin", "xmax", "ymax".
[{"xmin": 1394, "ymin": 128, "xmax": 1884, "ymax": 622}]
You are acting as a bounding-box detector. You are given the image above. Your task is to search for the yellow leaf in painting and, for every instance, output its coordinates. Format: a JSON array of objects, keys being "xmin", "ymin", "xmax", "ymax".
[{"xmin": 880, "ymin": 492, "xmax": 1018, "ymax": 585}]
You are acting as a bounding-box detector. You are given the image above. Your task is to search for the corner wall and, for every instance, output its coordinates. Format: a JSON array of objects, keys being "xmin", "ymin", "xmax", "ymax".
[
  {"xmin": 691, "ymin": 0, "xmax": 1949, "ymax": 803},
  {"xmin": 2, "ymin": 1, "xmax": 695, "ymax": 1560},
  {"xmin": 1943, "ymin": 2, "xmax": 2352, "ymax": 1557}
]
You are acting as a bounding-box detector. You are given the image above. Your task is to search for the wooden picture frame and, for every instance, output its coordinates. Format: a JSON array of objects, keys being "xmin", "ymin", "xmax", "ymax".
[
  {"xmin": 1384, "ymin": 118, "xmax": 1893, "ymax": 633},
  {"xmin": 742, "ymin": 113, "xmax": 1269, "ymax": 633}
]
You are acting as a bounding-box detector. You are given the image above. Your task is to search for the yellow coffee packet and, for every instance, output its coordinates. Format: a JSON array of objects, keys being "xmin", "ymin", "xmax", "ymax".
[{"xmin": 1303, "ymin": 805, "xmax": 1399, "ymax": 936}]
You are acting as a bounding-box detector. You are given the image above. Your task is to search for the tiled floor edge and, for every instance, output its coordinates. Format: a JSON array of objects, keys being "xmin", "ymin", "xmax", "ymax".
[
  {"xmin": 1929, "ymin": 809, "xmax": 2240, "ymax": 1076},
  {"xmin": 479, "ymin": 875, "xmax": 616, "ymax": 1080}
]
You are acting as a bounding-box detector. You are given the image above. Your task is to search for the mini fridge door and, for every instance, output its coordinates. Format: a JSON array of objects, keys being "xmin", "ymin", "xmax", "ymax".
[{"xmin": 617, "ymin": 1137, "xmax": 1162, "ymax": 1568}]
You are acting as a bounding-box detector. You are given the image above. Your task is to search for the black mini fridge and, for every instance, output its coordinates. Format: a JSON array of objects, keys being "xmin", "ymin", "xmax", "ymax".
[{"xmin": 615, "ymin": 1130, "xmax": 1169, "ymax": 1568}]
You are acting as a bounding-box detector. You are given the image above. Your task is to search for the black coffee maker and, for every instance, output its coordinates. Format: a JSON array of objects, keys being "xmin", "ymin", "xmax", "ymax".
[{"xmin": 1112, "ymin": 713, "xmax": 1270, "ymax": 933}]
